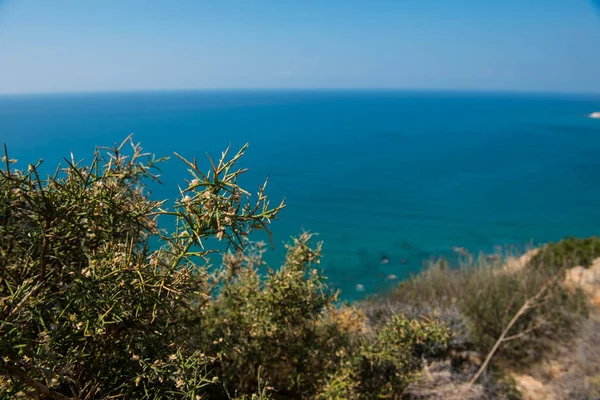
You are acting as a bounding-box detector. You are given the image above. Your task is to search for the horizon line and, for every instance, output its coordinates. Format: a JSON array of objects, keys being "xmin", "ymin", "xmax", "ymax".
[{"xmin": 1, "ymin": 87, "xmax": 600, "ymax": 97}]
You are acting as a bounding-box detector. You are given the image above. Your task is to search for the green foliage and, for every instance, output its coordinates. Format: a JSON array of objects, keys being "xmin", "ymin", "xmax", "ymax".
[
  {"xmin": 316, "ymin": 314, "xmax": 450, "ymax": 400},
  {"xmin": 350, "ymin": 314, "xmax": 450, "ymax": 398},
  {"xmin": 0, "ymin": 138, "xmax": 449, "ymax": 399},
  {"xmin": 527, "ymin": 236, "xmax": 600, "ymax": 273},
  {"xmin": 0, "ymin": 139, "xmax": 200, "ymax": 399},
  {"xmin": 195, "ymin": 236, "xmax": 451, "ymax": 399},
  {"xmin": 0, "ymin": 138, "xmax": 282, "ymax": 399},
  {"xmin": 195, "ymin": 234, "xmax": 340, "ymax": 398}
]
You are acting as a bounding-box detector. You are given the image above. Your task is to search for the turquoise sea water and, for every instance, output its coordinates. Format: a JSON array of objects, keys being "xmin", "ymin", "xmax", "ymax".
[{"xmin": 1, "ymin": 90, "xmax": 599, "ymax": 300}]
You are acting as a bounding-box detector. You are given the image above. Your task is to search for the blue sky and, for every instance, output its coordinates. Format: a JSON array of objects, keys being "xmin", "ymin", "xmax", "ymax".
[{"xmin": 0, "ymin": 0, "xmax": 599, "ymax": 94}]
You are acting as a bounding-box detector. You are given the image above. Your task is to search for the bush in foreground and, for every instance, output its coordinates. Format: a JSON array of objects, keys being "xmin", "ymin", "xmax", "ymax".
[{"xmin": 0, "ymin": 138, "xmax": 449, "ymax": 399}]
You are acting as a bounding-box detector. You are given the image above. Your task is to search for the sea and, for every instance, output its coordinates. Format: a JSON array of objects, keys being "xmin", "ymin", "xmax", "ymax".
[{"xmin": 1, "ymin": 90, "xmax": 599, "ymax": 300}]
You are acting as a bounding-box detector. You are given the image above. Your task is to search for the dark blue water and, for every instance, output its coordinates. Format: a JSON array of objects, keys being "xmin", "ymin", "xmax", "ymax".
[{"xmin": 1, "ymin": 90, "xmax": 599, "ymax": 299}]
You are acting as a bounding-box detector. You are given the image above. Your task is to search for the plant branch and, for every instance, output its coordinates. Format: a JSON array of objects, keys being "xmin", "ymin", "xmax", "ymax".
[
  {"xmin": 0, "ymin": 361, "xmax": 73, "ymax": 400},
  {"xmin": 468, "ymin": 267, "xmax": 565, "ymax": 386},
  {"xmin": 502, "ymin": 319, "xmax": 548, "ymax": 342}
]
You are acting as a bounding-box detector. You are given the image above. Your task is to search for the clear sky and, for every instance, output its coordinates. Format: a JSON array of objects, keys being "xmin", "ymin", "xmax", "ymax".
[{"xmin": 0, "ymin": 0, "xmax": 599, "ymax": 94}]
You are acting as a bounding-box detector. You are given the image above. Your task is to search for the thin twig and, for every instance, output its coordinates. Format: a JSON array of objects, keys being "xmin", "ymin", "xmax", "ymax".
[{"xmin": 502, "ymin": 319, "xmax": 548, "ymax": 342}]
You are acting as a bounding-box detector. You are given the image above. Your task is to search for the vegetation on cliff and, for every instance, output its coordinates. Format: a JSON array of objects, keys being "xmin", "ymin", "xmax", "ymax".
[{"xmin": 0, "ymin": 138, "xmax": 596, "ymax": 399}]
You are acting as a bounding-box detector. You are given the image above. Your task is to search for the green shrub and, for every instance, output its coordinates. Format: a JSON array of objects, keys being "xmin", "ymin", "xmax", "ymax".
[
  {"xmin": 351, "ymin": 314, "xmax": 450, "ymax": 398},
  {"xmin": 316, "ymin": 313, "xmax": 450, "ymax": 400},
  {"xmin": 0, "ymin": 138, "xmax": 283, "ymax": 399},
  {"xmin": 195, "ymin": 234, "xmax": 343, "ymax": 398},
  {"xmin": 0, "ymin": 140, "xmax": 203, "ymax": 399},
  {"xmin": 195, "ymin": 236, "xmax": 451, "ymax": 399},
  {"xmin": 527, "ymin": 236, "xmax": 600, "ymax": 273},
  {"xmin": 0, "ymin": 138, "xmax": 449, "ymax": 399}
]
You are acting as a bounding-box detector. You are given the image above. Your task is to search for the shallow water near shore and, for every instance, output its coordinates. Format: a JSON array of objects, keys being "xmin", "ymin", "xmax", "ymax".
[{"xmin": 1, "ymin": 90, "xmax": 600, "ymax": 300}]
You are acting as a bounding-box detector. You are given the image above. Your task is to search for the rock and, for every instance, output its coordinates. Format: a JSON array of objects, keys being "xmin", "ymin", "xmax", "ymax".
[
  {"xmin": 513, "ymin": 374, "xmax": 556, "ymax": 400},
  {"xmin": 545, "ymin": 361, "xmax": 566, "ymax": 380},
  {"xmin": 564, "ymin": 266, "xmax": 589, "ymax": 289},
  {"xmin": 592, "ymin": 293, "xmax": 600, "ymax": 309},
  {"xmin": 590, "ymin": 257, "xmax": 600, "ymax": 274},
  {"xmin": 452, "ymin": 246, "xmax": 467, "ymax": 254},
  {"xmin": 564, "ymin": 258, "xmax": 600, "ymax": 308},
  {"xmin": 503, "ymin": 248, "xmax": 540, "ymax": 273}
]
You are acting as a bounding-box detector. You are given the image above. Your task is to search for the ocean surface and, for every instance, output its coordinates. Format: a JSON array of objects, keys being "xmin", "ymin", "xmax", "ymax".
[{"xmin": 1, "ymin": 90, "xmax": 599, "ymax": 300}]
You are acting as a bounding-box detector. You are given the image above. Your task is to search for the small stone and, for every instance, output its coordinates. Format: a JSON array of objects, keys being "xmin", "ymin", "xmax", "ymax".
[{"xmin": 512, "ymin": 374, "xmax": 552, "ymax": 400}]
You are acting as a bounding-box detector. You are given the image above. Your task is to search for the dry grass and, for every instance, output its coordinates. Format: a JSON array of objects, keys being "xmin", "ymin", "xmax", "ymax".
[{"xmin": 359, "ymin": 244, "xmax": 595, "ymax": 399}]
